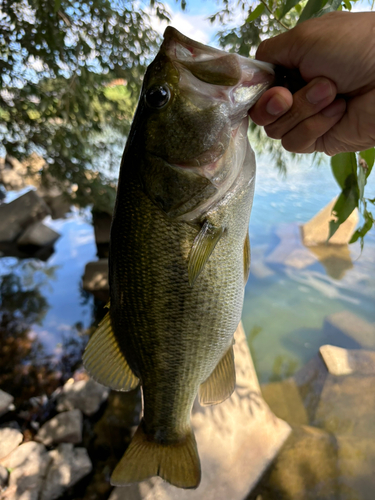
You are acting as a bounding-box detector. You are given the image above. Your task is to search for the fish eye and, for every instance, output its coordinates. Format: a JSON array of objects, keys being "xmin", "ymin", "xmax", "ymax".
[{"xmin": 145, "ymin": 85, "xmax": 171, "ymax": 109}]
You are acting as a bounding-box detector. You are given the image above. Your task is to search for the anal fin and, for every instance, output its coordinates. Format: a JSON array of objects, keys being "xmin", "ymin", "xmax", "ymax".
[
  {"xmin": 83, "ymin": 310, "xmax": 139, "ymax": 392},
  {"xmin": 111, "ymin": 419, "xmax": 201, "ymax": 489},
  {"xmin": 198, "ymin": 344, "xmax": 236, "ymax": 406}
]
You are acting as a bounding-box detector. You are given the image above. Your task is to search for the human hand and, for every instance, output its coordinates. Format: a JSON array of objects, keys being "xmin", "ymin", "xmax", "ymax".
[{"xmin": 249, "ymin": 11, "xmax": 375, "ymax": 155}]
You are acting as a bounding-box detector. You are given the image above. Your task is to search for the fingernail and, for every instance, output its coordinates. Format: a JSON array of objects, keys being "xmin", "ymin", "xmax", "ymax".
[
  {"xmin": 306, "ymin": 80, "xmax": 333, "ymax": 104},
  {"xmin": 266, "ymin": 94, "xmax": 289, "ymax": 116},
  {"xmin": 322, "ymin": 99, "xmax": 346, "ymax": 118}
]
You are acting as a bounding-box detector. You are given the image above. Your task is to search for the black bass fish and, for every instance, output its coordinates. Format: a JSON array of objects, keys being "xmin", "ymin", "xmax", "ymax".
[{"xmin": 83, "ymin": 27, "xmax": 274, "ymax": 489}]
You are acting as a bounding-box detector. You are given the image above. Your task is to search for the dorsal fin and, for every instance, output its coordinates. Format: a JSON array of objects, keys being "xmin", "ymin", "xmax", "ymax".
[
  {"xmin": 198, "ymin": 344, "xmax": 236, "ymax": 406},
  {"xmin": 83, "ymin": 310, "xmax": 139, "ymax": 391}
]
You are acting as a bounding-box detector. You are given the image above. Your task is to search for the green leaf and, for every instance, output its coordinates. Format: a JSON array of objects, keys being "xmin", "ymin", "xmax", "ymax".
[
  {"xmin": 343, "ymin": 0, "xmax": 352, "ymax": 9},
  {"xmin": 358, "ymin": 161, "xmax": 367, "ymax": 200},
  {"xmin": 246, "ymin": 4, "xmax": 265, "ymax": 22},
  {"xmin": 328, "ymin": 186, "xmax": 359, "ymax": 240},
  {"xmin": 298, "ymin": 0, "xmax": 341, "ymax": 23},
  {"xmin": 279, "ymin": 0, "xmax": 302, "ymax": 19},
  {"xmin": 331, "ymin": 152, "xmax": 357, "ymax": 190},
  {"xmin": 349, "ymin": 211, "xmax": 374, "ymax": 246}
]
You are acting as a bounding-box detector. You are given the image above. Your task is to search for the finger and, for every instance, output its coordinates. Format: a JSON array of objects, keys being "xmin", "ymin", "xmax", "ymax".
[
  {"xmin": 249, "ymin": 87, "xmax": 293, "ymax": 126},
  {"xmin": 264, "ymin": 77, "xmax": 337, "ymax": 140},
  {"xmin": 281, "ymin": 99, "xmax": 346, "ymax": 154}
]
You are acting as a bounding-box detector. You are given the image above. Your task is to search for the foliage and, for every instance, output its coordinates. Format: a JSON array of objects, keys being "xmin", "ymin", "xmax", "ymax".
[
  {"xmin": 0, "ymin": 0, "xmax": 169, "ymax": 209},
  {"xmin": 212, "ymin": 0, "xmax": 374, "ymax": 243}
]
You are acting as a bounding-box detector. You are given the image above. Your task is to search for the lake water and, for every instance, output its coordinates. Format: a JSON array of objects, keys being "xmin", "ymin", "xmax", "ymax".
[{"xmin": 1, "ymin": 155, "xmax": 374, "ymax": 385}]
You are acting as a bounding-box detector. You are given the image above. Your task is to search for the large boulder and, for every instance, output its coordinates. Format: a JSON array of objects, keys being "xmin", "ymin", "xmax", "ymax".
[
  {"xmin": 35, "ymin": 409, "xmax": 83, "ymax": 446},
  {"xmin": 40, "ymin": 443, "xmax": 92, "ymax": 500},
  {"xmin": 323, "ymin": 310, "xmax": 375, "ymax": 349},
  {"xmin": 0, "ymin": 426, "xmax": 23, "ymax": 460},
  {"xmin": 319, "ymin": 344, "xmax": 375, "ymax": 376},
  {"xmin": 0, "ymin": 190, "xmax": 51, "ymax": 243},
  {"xmin": 17, "ymin": 221, "xmax": 60, "ymax": 248},
  {"xmin": 109, "ymin": 323, "xmax": 291, "ymax": 500},
  {"xmin": 0, "ymin": 441, "xmax": 52, "ymax": 500},
  {"xmin": 57, "ymin": 377, "xmax": 110, "ymax": 416}
]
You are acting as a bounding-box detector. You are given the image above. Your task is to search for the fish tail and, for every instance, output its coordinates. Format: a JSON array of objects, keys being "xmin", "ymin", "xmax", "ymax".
[{"xmin": 110, "ymin": 419, "xmax": 201, "ymax": 489}]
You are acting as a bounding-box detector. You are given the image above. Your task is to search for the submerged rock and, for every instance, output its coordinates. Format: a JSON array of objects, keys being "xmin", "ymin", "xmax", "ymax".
[
  {"xmin": 323, "ymin": 310, "xmax": 375, "ymax": 349},
  {"xmin": 40, "ymin": 443, "xmax": 93, "ymax": 500},
  {"xmin": 0, "ymin": 426, "xmax": 23, "ymax": 460},
  {"xmin": 301, "ymin": 197, "xmax": 358, "ymax": 246},
  {"xmin": 320, "ymin": 345, "xmax": 375, "ymax": 376},
  {"xmin": 0, "ymin": 390, "xmax": 14, "ymax": 417},
  {"xmin": 0, "ymin": 190, "xmax": 50, "ymax": 243},
  {"xmin": 57, "ymin": 377, "xmax": 110, "ymax": 416},
  {"xmin": 17, "ymin": 221, "xmax": 60, "ymax": 248},
  {"xmin": 35, "ymin": 409, "xmax": 83, "ymax": 446},
  {"xmin": 0, "ymin": 441, "xmax": 52, "ymax": 500}
]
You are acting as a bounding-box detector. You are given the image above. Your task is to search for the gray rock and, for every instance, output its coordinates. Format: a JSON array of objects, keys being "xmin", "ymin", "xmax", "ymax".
[
  {"xmin": 301, "ymin": 197, "xmax": 359, "ymax": 246},
  {"xmin": 0, "ymin": 441, "xmax": 52, "ymax": 500},
  {"xmin": 320, "ymin": 345, "xmax": 375, "ymax": 376},
  {"xmin": 0, "ymin": 426, "xmax": 23, "ymax": 460},
  {"xmin": 109, "ymin": 323, "xmax": 291, "ymax": 500},
  {"xmin": 323, "ymin": 310, "xmax": 375, "ymax": 349},
  {"xmin": 57, "ymin": 378, "xmax": 110, "ymax": 416},
  {"xmin": 82, "ymin": 259, "xmax": 109, "ymax": 302},
  {"xmin": 0, "ymin": 190, "xmax": 51, "ymax": 243},
  {"xmin": 40, "ymin": 443, "xmax": 92, "ymax": 500},
  {"xmin": 17, "ymin": 221, "xmax": 60, "ymax": 248},
  {"xmin": 0, "ymin": 390, "xmax": 14, "ymax": 417},
  {"xmin": 35, "ymin": 409, "xmax": 83, "ymax": 446},
  {"xmin": 0, "ymin": 464, "xmax": 9, "ymax": 487},
  {"xmin": 0, "ymin": 169, "xmax": 25, "ymax": 191}
]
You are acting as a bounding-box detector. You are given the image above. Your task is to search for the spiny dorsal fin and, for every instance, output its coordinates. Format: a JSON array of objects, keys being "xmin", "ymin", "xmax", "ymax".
[
  {"xmin": 83, "ymin": 310, "xmax": 139, "ymax": 392},
  {"xmin": 188, "ymin": 221, "xmax": 224, "ymax": 286},
  {"xmin": 111, "ymin": 419, "xmax": 201, "ymax": 489},
  {"xmin": 198, "ymin": 344, "xmax": 235, "ymax": 406},
  {"xmin": 244, "ymin": 230, "xmax": 251, "ymax": 284}
]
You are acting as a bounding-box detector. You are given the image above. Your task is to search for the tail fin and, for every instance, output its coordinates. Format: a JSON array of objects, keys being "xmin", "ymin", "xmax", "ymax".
[{"xmin": 111, "ymin": 419, "xmax": 201, "ymax": 489}]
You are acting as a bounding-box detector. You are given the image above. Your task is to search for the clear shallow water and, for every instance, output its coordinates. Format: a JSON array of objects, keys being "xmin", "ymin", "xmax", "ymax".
[{"xmin": 244, "ymin": 155, "xmax": 375, "ymax": 384}]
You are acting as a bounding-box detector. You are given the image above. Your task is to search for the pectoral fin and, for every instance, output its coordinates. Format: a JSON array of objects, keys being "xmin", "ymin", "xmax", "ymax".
[
  {"xmin": 244, "ymin": 230, "xmax": 251, "ymax": 284},
  {"xmin": 83, "ymin": 309, "xmax": 139, "ymax": 391},
  {"xmin": 188, "ymin": 221, "xmax": 224, "ymax": 286},
  {"xmin": 198, "ymin": 344, "xmax": 236, "ymax": 406}
]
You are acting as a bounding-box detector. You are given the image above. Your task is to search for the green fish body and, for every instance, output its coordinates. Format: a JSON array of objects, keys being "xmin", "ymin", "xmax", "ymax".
[{"xmin": 83, "ymin": 28, "xmax": 274, "ymax": 489}]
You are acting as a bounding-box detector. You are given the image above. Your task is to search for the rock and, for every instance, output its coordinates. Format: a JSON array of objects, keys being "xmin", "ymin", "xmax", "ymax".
[
  {"xmin": 0, "ymin": 426, "xmax": 23, "ymax": 460},
  {"xmin": 92, "ymin": 211, "xmax": 112, "ymax": 258},
  {"xmin": 35, "ymin": 409, "xmax": 83, "ymax": 446},
  {"xmin": 109, "ymin": 323, "xmax": 291, "ymax": 500},
  {"xmin": 301, "ymin": 198, "xmax": 359, "ymax": 246},
  {"xmin": 323, "ymin": 310, "xmax": 375, "ymax": 349},
  {"xmin": 0, "ymin": 390, "xmax": 14, "ymax": 417},
  {"xmin": 57, "ymin": 377, "xmax": 110, "ymax": 416},
  {"xmin": 0, "ymin": 441, "xmax": 52, "ymax": 500},
  {"xmin": 320, "ymin": 345, "xmax": 375, "ymax": 376},
  {"xmin": 40, "ymin": 443, "xmax": 92, "ymax": 500},
  {"xmin": 17, "ymin": 221, "xmax": 60, "ymax": 248},
  {"xmin": 261, "ymin": 378, "xmax": 309, "ymax": 426},
  {"xmin": 5, "ymin": 155, "xmax": 24, "ymax": 173},
  {"xmin": 0, "ymin": 190, "xmax": 51, "ymax": 243},
  {"xmin": 82, "ymin": 259, "xmax": 109, "ymax": 302},
  {"xmin": 0, "ymin": 169, "xmax": 25, "ymax": 191},
  {"xmin": 251, "ymin": 425, "xmax": 339, "ymax": 500},
  {"xmin": 45, "ymin": 193, "xmax": 71, "ymax": 219},
  {"xmin": 313, "ymin": 374, "xmax": 375, "ymax": 437},
  {"xmin": 336, "ymin": 436, "xmax": 375, "ymax": 500},
  {"xmin": 0, "ymin": 464, "xmax": 9, "ymax": 487},
  {"xmin": 305, "ymin": 244, "xmax": 353, "ymax": 280},
  {"xmin": 265, "ymin": 223, "xmax": 317, "ymax": 270}
]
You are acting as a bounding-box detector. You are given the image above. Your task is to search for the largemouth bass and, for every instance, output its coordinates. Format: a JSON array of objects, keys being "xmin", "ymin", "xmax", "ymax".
[{"xmin": 83, "ymin": 27, "xmax": 274, "ymax": 489}]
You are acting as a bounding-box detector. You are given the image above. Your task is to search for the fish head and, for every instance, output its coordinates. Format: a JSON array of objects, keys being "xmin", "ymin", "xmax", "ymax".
[{"xmin": 133, "ymin": 27, "xmax": 274, "ymax": 220}]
